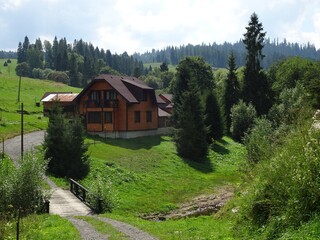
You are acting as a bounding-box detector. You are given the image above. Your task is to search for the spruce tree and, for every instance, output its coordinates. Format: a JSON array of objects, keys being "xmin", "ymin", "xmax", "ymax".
[
  {"xmin": 242, "ymin": 12, "xmax": 271, "ymax": 115},
  {"xmin": 172, "ymin": 57, "xmax": 211, "ymax": 161},
  {"xmin": 175, "ymin": 81, "xmax": 208, "ymax": 161},
  {"xmin": 43, "ymin": 104, "xmax": 66, "ymax": 176},
  {"xmin": 205, "ymin": 91, "xmax": 223, "ymax": 142},
  {"xmin": 224, "ymin": 52, "xmax": 240, "ymax": 133}
]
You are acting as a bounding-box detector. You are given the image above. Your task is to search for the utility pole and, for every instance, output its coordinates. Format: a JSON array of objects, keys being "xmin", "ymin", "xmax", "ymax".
[{"xmin": 21, "ymin": 103, "xmax": 24, "ymax": 160}]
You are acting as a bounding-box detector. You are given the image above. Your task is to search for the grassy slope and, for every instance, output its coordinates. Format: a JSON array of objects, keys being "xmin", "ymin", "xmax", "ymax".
[
  {"xmin": 0, "ymin": 59, "xmax": 81, "ymax": 139},
  {"xmin": 80, "ymin": 135, "xmax": 246, "ymax": 239}
]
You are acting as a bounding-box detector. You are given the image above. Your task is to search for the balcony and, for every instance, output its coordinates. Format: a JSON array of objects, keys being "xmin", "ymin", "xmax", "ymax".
[{"xmin": 84, "ymin": 99, "xmax": 119, "ymax": 108}]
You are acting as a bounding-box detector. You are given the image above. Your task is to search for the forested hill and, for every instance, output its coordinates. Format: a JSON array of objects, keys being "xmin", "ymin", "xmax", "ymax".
[{"xmin": 133, "ymin": 38, "xmax": 320, "ymax": 69}]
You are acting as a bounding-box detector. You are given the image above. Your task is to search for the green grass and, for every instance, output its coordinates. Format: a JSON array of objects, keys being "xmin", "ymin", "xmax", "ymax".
[
  {"xmin": 0, "ymin": 59, "xmax": 81, "ymax": 139},
  {"xmin": 2, "ymin": 214, "xmax": 81, "ymax": 240},
  {"xmin": 76, "ymin": 135, "xmax": 246, "ymax": 239}
]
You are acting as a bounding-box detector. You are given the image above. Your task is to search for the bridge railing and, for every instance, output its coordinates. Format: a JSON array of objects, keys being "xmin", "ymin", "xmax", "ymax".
[{"xmin": 69, "ymin": 178, "xmax": 103, "ymax": 213}]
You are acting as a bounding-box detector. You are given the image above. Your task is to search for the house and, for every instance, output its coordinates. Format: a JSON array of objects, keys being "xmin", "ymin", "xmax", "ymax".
[
  {"xmin": 41, "ymin": 92, "xmax": 78, "ymax": 116},
  {"xmin": 74, "ymin": 74, "xmax": 161, "ymax": 138},
  {"xmin": 158, "ymin": 93, "xmax": 173, "ymax": 114}
]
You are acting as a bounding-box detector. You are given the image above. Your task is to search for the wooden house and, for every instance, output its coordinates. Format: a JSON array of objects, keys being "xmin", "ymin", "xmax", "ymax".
[
  {"xmin": 74, "ymin": 74, "xmax": 160, "ymax": 138},
  {"xmin": 41, "ymin": 92, "xmax": 78, "ymax": 116}
]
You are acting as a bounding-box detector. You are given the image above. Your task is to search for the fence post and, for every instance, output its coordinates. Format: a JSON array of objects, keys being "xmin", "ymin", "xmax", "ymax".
[{"xmin": 98, "ymin": 198, "xmax": 103, "ymax": 213}]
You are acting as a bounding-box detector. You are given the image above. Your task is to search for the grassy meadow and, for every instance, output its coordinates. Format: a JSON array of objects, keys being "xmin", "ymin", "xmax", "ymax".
[{"xmin": 0, "ymin": 59, "xmax": 81, "ymax": 139}]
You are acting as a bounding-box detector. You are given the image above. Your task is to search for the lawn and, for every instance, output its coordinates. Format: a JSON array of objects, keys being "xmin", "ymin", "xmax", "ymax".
[
  {"xmin": 79, "ymin": 134, "xmax": 246, "ymax": 239},
  {"xmin": 0, "ymin": 59, "xmax": 81, "ymax": 139}
]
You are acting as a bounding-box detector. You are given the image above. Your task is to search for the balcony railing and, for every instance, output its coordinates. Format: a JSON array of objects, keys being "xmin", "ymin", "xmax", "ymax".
[{"xmin": 84, "ymin": 99, "xmax": 119, "ymax": 108}]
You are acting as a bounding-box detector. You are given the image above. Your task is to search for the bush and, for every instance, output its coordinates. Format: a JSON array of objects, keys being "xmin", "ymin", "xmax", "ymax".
[
  {"xmin": 87, "ymin": 175, "xmax": 116, "ymax": 213},
  {"xmin": 244, "ymin": 117, "xmax": 274, "ymax": 163},
  {"xmin": 32, "ymin": 68, "xmax": 47, "ymax": 79},
  {"xmin": 230, "ymin": 100, "xmax": 257, "ymax": 141},
  {"xmin": 47, "ymin": 71, "xmax": 70, "ymax": 84}
]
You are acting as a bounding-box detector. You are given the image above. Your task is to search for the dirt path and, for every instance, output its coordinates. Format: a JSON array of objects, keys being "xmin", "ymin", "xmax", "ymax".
[{"xmin": 3, "ymin": 130, "xmax": 158, "ymax": 240}]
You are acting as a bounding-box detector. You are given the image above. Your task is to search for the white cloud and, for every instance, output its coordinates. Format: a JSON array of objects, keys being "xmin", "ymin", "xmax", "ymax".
[{"xmin": 1, "ymin": 0, "xmax": 320, "ymax": 53}]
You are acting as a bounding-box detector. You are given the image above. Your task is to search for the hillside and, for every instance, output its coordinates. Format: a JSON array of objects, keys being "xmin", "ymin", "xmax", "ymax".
[{"xmin": 0, "ymin": 59, "xmax": 81, "ymax": 139}]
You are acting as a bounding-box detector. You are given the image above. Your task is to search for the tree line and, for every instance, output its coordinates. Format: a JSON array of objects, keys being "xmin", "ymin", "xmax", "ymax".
[
  {"xmin": 133, "ymin": 38, "xmax": 320, "ymax": 69},
  {"xmin": 16, "ymin": 36, "xmax": 145, "ymax": 87}
]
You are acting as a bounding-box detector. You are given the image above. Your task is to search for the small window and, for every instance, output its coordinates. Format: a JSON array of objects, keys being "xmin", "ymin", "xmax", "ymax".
[
  {"xmin": 142, "ymin": 91, "xmax": 148, "ymax": 101},
  {"xmin": 146, "ymin": 111, "xmax": 152, "ymax": 122},
  {"xmin": 88, "ymin": 112, "xmax": 101, "ymax": 123},
  {"xmin": 104, "ymin": 111, "xmax": 113, "ymax": 123},
  {"xmin": 134, "ymin": 111, "xmax": 141, "ymax": 123},
  {"xmin": 105, "ymin": 90, "xmax": 117, "ymax": 100}
]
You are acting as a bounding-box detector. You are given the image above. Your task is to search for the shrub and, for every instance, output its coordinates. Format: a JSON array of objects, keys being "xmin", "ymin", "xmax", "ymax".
[
  {"xmin": 47, "ymin": 71, "xmax": 70, "ymax": 84},
  {"xmin": 32, "ymin": 68, "xmax": 47, "ymax": 79},
  {"xmin": 230, "ymin": 100, "xmax": 257, "ymax": 142},
  {"xmin": 87, "ymin": 175, "xmax": 116, "ymax": 213},
  {"xmin": 244, "ymin": 117, "xmax": 274, "ymax": 163}
]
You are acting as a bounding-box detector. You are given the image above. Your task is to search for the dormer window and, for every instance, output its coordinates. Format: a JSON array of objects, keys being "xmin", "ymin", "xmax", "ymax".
[
  {"xmin": 105, "ymin": 90, "xmax": 117, "ymax": 100},
  {"xmin": 89, "ymin": 91, "xmax": 100, "ymax": 101}
]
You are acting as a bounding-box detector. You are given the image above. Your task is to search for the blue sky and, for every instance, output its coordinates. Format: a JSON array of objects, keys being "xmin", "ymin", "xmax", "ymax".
[{"xmin": 1, "ymin": 0, "xmax": 320, "ymax": 54}]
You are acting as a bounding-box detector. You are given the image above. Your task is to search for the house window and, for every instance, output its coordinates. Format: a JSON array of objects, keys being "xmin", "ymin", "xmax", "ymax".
[
  {"xmin": 89, "ymin": 91, "xmax": 100, "ymax": 101},
  {"xmin": 134, "ymin": 111, "xmax": 141, "ymax": 123},
  {"xmin": 105, "ymin": 90, "xmax": 117, "ymax": 100},
  {"xmin": 104, "ymin": 111, "xmax": 113, "ymax": 123},
  {"xmin": 142, "ymin": 91, "xmax": 148, "ymax": 101},
  {"xmin": 146, "ymin": 111, "xmax": 152, "ymax": 122},
  {"xmin": 88, "ymin": 112, "xmax": 101, "ymax": 123}
]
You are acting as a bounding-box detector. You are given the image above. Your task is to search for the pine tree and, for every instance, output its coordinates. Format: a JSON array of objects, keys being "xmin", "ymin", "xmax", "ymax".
[
  {"xmin": 205, "ymin": 91, "xmax": 223, "ymax": 142},
  {"xmin": 224, "ymin": 52, "xmax": 240, "ymax": 133},
  {"xmin": 173, "ymin": 57, "xmax": 211, "ymax": 161},
  {"xmin": 175, "ymin": 82, "xmax": 208, "ymax": 161},
  {"xmin": 43, "ymin": 104, "xmax": 67, "ymax": 176},
  {"xmin": 242, "ymin": 13, "xmax": 271, "ymax": 115},
  {"xmin": 64, "ymin": 117, "xmax": 90, "ymax": 179}
]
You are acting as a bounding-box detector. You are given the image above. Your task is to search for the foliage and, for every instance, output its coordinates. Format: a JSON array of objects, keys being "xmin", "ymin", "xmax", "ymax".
[
  {"xmin": 174, "ymin": 84, "xmax": 208, "ymax": 161},
  {"xmin": 223, "ymin": 52, "xmax": 240, "ymax": 133},
  {"xmin": 269, "ymin": 56, "xmax": 320, "ymax": 109},
  {"xmin": 242, "ymin": 13, "xmax": 272, "ymax": 116},
  {"xmin": 159, "ymin": 62, "xmax": 169, "ymax": 72},
  {"xmin": 44, "ymin": 105, "xmax": 89, "ymax": 179},
  {"xmin": 243, "ymin": 117, "xmax": 274, "ymax": 163},
  {"xmin": 204, "ymin": 91, "xmax": 223, "ymax": 142},
  {"xmin": 268, "ymin": 83, "xmax": 307, "ymax": 126},
  {"xmin": 17, "ymin": 36, "xmax": 145, "ymax": 85},
  {"xmin": 64, "ymin": 117, "xmax": 90, "ymax": 179},
  {"xmin": 47, "ymin": 71, "xmax": 70, "ymax": 84},
  {"xmin": 87, "ymin": 174, "xmax": 116, "ymax": 213},
  {"xmin": 172, "ymin": 57, "xmax": 211, "ymax": 161},
  {"xmin": 230, "ymin": 100, "xmax": 257, "ymax": 142},
  {"xmin": 15, "ymin": 62, "xmax": 30, "ymax": 77},
  {"xmin": 236, "ymin": 111, "xmax": 320, "ymax": 239},
  {"xmin": 0, "ymin": 153, "xmax": 49, "ymax": 238}
]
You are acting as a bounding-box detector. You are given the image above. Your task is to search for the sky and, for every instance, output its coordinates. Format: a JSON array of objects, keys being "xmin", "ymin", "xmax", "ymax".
[{"xmin": 1, "ymin": 0, "xmax": 320, "ymax": 54}]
